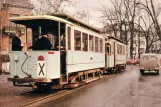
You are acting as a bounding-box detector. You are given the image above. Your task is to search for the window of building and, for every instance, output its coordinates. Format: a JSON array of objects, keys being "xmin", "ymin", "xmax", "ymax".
[
  {"xmin": 95, "ymin": 37, "xmax": 99, "ymax": 52},
  {"xmin": 9, "ymin": 14, "xmax": 20, "ymax": 27},
  {"xmin": 82, "ymin": 32, "xmax": 88, "ymax": 51},
  {"xmin": 9, "ymin": 38, "xmax": 12, "ymax": 51},
  {"xmin": 74, "ymin": 30, "xmax": 81, "ymax": 51},
  {"xmin": 89, "ymin": 35, "xmax": 94, "ymax": 51},
  {"xmin": 68, "ymin": 26, "xmax": 71, "ymax": 50}
]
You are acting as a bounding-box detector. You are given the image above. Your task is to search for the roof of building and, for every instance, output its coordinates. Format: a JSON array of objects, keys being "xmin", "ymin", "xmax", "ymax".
[{"xmin": 1, "ymin": 0, "xmax": 33, "ymax": 9}]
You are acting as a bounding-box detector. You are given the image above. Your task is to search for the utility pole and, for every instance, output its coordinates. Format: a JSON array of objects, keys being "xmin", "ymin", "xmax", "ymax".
[{"xmin": 138, "ymin": 17, "xmax": 140, "ymax": 58}]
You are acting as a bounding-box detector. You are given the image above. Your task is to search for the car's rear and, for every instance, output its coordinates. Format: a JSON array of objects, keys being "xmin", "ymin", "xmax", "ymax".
[{"xmin": 139, "ymin": 54, "xmax": 159, "ymax": 75}]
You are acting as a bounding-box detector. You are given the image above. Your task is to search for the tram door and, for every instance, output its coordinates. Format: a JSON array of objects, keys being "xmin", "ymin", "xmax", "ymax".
[
  {"xmin": 60, "ymin": 23, "xmax": 66, "ymax": 75},
  {"xmin": 105, "ymin": 43, "xmax": 110, "ymax": 68}
]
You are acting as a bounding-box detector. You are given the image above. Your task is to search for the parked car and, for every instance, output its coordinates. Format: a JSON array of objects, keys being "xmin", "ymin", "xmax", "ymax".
[
  {"xmin": 139, "ymin": 53, "xmax": 160, "ymax": 75},
  {"xmin": 135, "ymin": 58, "xmax": 140, "ymax": 64},
  {"xmin": 127, "ymin": 58, "xmax": 137, "ymax": 65}
]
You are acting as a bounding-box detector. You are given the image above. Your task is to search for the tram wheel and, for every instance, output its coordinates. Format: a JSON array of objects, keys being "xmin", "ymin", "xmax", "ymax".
[{"xmin": 140, "ymin": 70, "xmax": 144, "ymax": 75}]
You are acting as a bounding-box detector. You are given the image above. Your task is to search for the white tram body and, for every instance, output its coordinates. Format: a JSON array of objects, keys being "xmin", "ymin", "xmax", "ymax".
[
  {"xmin": 105, "ymin": 36, "xmax": 126, "ymax": 73},
  {"xmin": 8, "ymin": 15, "xmax": 106, "ymax": 89}
]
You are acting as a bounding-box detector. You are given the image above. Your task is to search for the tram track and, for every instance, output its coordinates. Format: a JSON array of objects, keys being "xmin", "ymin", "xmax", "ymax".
[
  {"xmin": 22, "ymin": 90, "xmax": 68, "ymax": 107},
  {"xmin": 21, "ymin": 74, "xmax": 117, "ymax": 107},
  {"xmin": 0, "ymin": 73, "xmax": 118, "ymax": 107}
]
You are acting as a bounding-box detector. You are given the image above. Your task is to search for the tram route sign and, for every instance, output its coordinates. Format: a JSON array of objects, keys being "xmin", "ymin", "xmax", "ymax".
[{"xmin": 37, "ymin": 61, "xmax": 46, "ymax": 77}]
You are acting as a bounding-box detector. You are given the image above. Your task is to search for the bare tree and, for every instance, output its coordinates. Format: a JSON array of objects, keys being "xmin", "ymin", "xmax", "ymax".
[
  {"xmin": 136, "ymin": 0, "xmax": 161, "ymax": 41},
  {"xmin": 31, "ymin": 0, "xmax": 76, "ymax": 15},
  {"xmin": 72, "ymin": 7, "xmax": 91, "ymax": 25},
  {"xmin": 135, "ymin": 0, "xmax": 161, "ymax": 52},
  {"xmin": 99, "ymin": 0, "xmax": 140, "ymax": 58}
]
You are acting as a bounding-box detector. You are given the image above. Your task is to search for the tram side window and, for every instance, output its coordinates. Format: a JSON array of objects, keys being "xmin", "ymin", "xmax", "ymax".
[
  {"xmin": 106, "ymin": 45, "xmax": 110, "ymax": 53},
  {"xmin": 120, "ymin": 45, "xmax": 122, "ymax": 55},
  {"xmin": 95, "ymin": 37, "xmax": 99, "ymax": 52},
  {"xmin": 82, "ymin": 32, "xmax": 88, "ymax": 51},
  {"xmin": 123, "ymin": 46, "xmax": 125, "ymax": 55},
  {"xmin": 74, "ymin": 30, "xmax": 81, "ymax": 51},
  {"xmin": 68, "ymin": 27, "xmax": 71, "ymax": 50},
  {"xmin": 117, "ymin": 44, "xmax": 121, "ymax": 54},
  {"xmin": 89, "ymin": 35, "xmax": 94, "ymax": 51},
  {"xmin": 100, "ymin": 39, "xmax": 103, "ymax": 53}
]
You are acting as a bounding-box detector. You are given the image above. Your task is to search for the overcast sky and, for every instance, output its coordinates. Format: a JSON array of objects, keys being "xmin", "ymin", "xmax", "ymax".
[
  {"xmin": 30, "ymin": 0, "xmax": 161, "ymax": 28},
  {"xmin": 67, "ymin": 0, "xmax": 110, "ymax": 28},
  {"xmin": 30, "ymin": 0, "xmax": 111, "ymax": 28}
]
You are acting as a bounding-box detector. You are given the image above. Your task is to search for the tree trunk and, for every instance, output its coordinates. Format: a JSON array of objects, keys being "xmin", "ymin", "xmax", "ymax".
[
  {"xmin": 145, "ymin": 36, "xmax": 149, "ymax": 53},
  {"xmin": 130, "ymin": 32, "xmax": 133, "ymax": 58}
]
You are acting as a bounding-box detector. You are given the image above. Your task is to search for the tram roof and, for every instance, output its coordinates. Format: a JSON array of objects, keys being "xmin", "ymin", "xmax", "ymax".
[
  {"xmin": 108, "ymin": 36, "xmax": 126, "ymax": 45},
  {"xmin": 9, "ymin": 14, "xmax": 101, "ymax": 33}
]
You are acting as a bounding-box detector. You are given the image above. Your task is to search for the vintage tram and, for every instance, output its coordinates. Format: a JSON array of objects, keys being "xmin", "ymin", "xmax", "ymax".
[{"xmin": 8, "ymin": 14, "xmax": 126, "ymax": 90}]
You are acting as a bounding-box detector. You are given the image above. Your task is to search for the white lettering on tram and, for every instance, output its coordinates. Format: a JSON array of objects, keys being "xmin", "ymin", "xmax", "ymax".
[{"xmin": 25, "ymin": 63, "xmax": 37, "ymax": 70}]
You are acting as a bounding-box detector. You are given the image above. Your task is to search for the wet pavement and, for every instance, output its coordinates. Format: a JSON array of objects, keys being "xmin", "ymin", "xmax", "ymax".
[
  {"xmin": 0, "ymin": 75, "xmax": 60, "ymax": 107},
  {"xmin": 39, "ymin": 65, "xmax": 161, "ymax": 107},
  {"xmin": 1, "ymin": 65, "xmax": 161, "ymax": 107}
]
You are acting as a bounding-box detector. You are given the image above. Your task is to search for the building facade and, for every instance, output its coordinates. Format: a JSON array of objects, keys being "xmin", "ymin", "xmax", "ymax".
[{"xmin": 0, "ymin": 0, "xmax": 33, "ymax": 54}]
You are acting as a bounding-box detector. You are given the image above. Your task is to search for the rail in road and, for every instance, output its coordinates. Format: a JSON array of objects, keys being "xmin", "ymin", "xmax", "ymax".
[{"xmin": 0, "ymin": 68, "xmax": 125, "ymax": 107}]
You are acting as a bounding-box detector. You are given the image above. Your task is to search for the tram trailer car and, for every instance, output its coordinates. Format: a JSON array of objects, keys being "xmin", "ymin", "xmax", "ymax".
[
  {"xmin": 105, "ymin": 36, "xmax": 127, "ymax": 74},
  {"xmin": 8, "ymin": 15, "xmax": 106, "ymax": 90},
  {"xmin": 8, "ymin": 15, "xmax": 127, "ymax": 90}
]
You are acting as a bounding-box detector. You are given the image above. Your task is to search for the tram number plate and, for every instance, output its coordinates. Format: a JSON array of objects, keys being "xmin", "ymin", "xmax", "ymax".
[{"xmin": 37, "ymin": 61, "xmax": 46, "ymax": 77}]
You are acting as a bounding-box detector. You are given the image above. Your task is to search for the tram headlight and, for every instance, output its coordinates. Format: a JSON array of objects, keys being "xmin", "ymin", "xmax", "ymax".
[{"xmin": 38, "ymin": 55, "xmax": 44, "ymax": 61}]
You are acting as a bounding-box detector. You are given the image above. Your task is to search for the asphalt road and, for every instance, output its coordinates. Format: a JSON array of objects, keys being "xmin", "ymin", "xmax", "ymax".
[{"xmin": 39, "ymin": 65, "xmax": 161, "ymax": 107}]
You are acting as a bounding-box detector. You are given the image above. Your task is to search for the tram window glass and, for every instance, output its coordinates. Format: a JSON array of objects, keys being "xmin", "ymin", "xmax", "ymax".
[
  {"xmin": 89, "ymin": 35, "xmax": 94, "ymax": 51},
  {"xmin": 123, "ymin": 46, "xmax": 125, "ymax": 55},
  {"xmin": 100, "ymin": 39, "xmax": 103, "ymax": 53},
  {"xmin": 95, "ymin": 37, "xmax": 99, "ymax": 52},
  {"xmin": 68, "ymin": 26, "xmax": 71, "ymax": 50},
  {"xmin": 111, "ymin": 42, "xmax": 114, "ymax": 54},
  {"xmin": 82, "ymin": 32, "xmax": 88, "ymax": 51},
  {"xmin": 117, "ymin": 44, "xmax": 121, "ymax": 54},
  {"xmin": 117, "ymin": 44, "xmax": 119, "ymax": 54},
  {"xmin": 74, "ymin": 30, "xmax": 81, "ymax": 51},
  {"xmin": 106, "ymin": 45, "xmax": 110, "ymax": 53},
  {"xmin": 120, "ymin": 45, "xmax": 122, "ymax": 54}
]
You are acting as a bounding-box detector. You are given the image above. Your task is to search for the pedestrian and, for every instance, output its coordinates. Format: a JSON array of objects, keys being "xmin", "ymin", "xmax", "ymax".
[
  {"xmin": 12, "ymin": 30, "xmax": 24, "ymax": 51},
  {"xmin": 33, "ymin": 35, "xmax": 52, "ymax": 50}
]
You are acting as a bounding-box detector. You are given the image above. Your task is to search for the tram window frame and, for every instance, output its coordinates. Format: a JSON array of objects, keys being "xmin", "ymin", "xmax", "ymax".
[
  {"xmin": 117, "ymin": 44, "xmax": 120, "ymax": 54},
  {"xmin": 95, "ymin": 37, "xmax": 99, "ymax": 52},
  {"xmin": 74, "ymin": 30, "xmax": 81, "ymax": 51},
  {"xmin": 68, "ymin": 26, "xmax": 71, "ymax": 50},
  {"xmin": 89, "ymin": 35, "xmax": 94, "ymax": 51},
  {"xmin": 120, "ymin": 45, "xmax": 122, "ymax": 55},
  {"xmin": 82, "ymin": 32, "xmax": 88, "ymax": 51},
  {"xmin": 111, "ymin": 41, "xmax": 114, "ymax": 54},
  {"xmin": 123, "ymin": 46, "xmax": 125, "ymax": 55},
  {"xmin": 106, "ymin": 45, "xmax": 111, "ymax": 53},
  {"xmin": 100, "ymin": 38, "xmax": 103, "ymax": 53}
]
